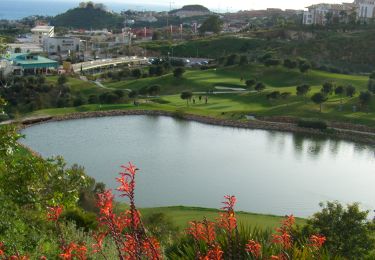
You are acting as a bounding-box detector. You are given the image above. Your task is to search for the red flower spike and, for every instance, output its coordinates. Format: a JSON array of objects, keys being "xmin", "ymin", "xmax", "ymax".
[
  {"xmin": 199, "ymin": 245, "xmax": 223, "ymax": 260},
  {"xmin": 246, "ymin": 240, "xmax": 262, "ymax": 258},
  {"xmin": 272, "ymin": 231, "xmax": 292, "ymax": 249},
  {"xmin": 187, "ymin": 221, "xmax": 205, "ymax": 241},
  {"xmin": 0, "ymin": 242, "xmax": 4, "ymax": 256},
  {"xmin": 309, "ymin": 234, "xmax": 326, "ymax": 248},
  {"xmin": 221, "ymin": 195, "xmax": 237, "ymax": 211},
  {"xmin": 92, "ymin": 232, "xmax": 108, "ymax": 253},
  {"xmin": 97, "ymin": 190, "xmax": 114, "ymax": 217},
  {"xmin": 142, "ymin": 238, "xmax": 162, "ymax": 260},
  {"xmin": 47, "ymin": 206, "xmax": 63, "ymax": 222}
]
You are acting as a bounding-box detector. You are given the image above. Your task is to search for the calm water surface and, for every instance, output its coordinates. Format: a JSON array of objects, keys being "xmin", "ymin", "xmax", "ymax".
[{"xmin": 20, "ymin": 116, "xmax": 375, "ymax": 217}]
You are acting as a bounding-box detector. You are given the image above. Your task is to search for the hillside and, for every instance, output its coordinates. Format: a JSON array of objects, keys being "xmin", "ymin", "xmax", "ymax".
[
  {"xmin": 170, "ymin": 5, "xmax": 210, "ymax": 13},
  {"xmin": 142, "ymin": 28, "xmax": 375, "ymax": 73},
  {"xmin": 51, "ymin": 5, "xmax": 123, "ymax": 29}
]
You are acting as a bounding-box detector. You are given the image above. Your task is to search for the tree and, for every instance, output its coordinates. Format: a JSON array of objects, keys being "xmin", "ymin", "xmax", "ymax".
[
  {"xmin": 128, "ymin": 90, "xmax": 138, "ymax": 100},
  {"xmin": 264, "ymin": 59, "xmax": 280, "ymax": 67},
  {"xmin": 311, "ymin": 92, "xmax": 327, "ymax": 112},
  {"xmin": 334, "ymin": 86, "xmax": 344, "ymax": 104},
  {"xmin": 173, "ymin": 67, "xmax": 185, "ymax": 78},
  {"xmin": 254, "ymin": 82, "xmax": 266, "ymax": 92},
  {"xmin": 296, "ymin": 84, "xmax": 311, "ymax": 103},
  {"xmin": 239, "ymin": 55, "xmax": 248, "ymax": 66},
  {"xmin": 131, "ymin": 69, "xmax": 142, "ymax": 79},
  {"xmin": 302, "ymin": 202, "xmax": 374, "ymax": 259},
  {"xmin": 299, "ymin": 62, "xmax": 311, "ymax": 74},
  {"xmin": 321, "ymin": 82, "xmax": 334, "ymax": 96},
  {"xmin": 245, "ymin": 79, "xmax": 256, "ymax": 88},
  {"xmin": 57, "ymin": 74, "xmax": 68, "ymax": 85},
  {"xmin": 266, "ymin": 91, "xmax": 280, "ymax": 101},
  {"xmin": 225, "ymin": 54, "xmax": 238, "ymax": 66},
  {"xmin": 368, "ymin": 79, "xmax": 375, "ymax": 94},
  {"xmin": 345, "ymin": 85, "xmax": 356, "ymax": 97},
  {"xmin": 88, "ymin": 94, "xmax": 99, "ymax": 104},
  {"xmin": 369, "ymin": 71, "xmax": 375, "ymax": 79},
  {"xmin": 155, "ymin": 66, "xmax": 165, "ymax": 76},
  {"xmin": 198, "ymin": 15, "xmax": 223, "ymax": 34},
  {"xmin": 180, "ymin": 91, "xmax": 193, "ymax": 106},
  {"xmin": 283, "ymin": 59, "xmax": 297, "ymax": 70},
  {"xmin": 148, "ymin": 85, "xmax": 161, "ymax": 96},
  {"xmin": 359, "ymin": 91, "xmax": 372, "ymax": 112},
  {"xmin": 152, "ymin": 31, "xmax": 161, "ymax": 41}
]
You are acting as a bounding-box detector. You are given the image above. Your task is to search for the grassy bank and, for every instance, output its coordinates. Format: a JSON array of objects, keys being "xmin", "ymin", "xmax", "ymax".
[{"xmin": 137, "ymin": 206, "xmax": 306, "ymax": 230}]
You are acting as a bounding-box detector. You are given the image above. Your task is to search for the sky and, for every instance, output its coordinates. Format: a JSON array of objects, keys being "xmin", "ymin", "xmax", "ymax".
[{"xmin": 94, "ymin": 0, "xmax": 344, "ymax": 11}]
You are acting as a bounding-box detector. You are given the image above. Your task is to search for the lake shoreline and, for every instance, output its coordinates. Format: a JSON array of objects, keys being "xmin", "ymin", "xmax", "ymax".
[{"xmin": 18, "ymin": 109, "xmax": 375, "ymax": 146}]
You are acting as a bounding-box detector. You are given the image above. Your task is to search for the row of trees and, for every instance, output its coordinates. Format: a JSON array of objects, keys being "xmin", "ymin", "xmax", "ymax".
[{"xmin": 304, "ymin": 82, "xmax": 372, "ymax": 112}]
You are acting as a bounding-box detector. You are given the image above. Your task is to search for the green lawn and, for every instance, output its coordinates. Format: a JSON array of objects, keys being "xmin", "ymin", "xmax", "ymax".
[
  {"xmin": 124, "ymin": 205, "xmax": 306, "ymax": 231},
  {"xmin": 28, "ymin": 65, "xmax": 375, "ymax": 127}
]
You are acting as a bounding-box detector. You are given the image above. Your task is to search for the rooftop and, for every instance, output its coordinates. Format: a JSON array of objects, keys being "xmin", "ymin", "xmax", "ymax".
[
  {"xmin": 6, "ymin": 53, "xmax": 58, "ymax": 69},
  {"xmin": 31, "ymin": 26, "xmax": 54, "ymax": 32}
]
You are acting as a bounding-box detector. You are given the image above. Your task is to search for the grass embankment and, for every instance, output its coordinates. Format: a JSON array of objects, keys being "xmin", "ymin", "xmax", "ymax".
[
  {"xmin": 32, "ymin": 65, "xmax": 375, "ymax": 127},
  {"xmin": 136, "ymin": 206, "xmax": 305, "ymax": 230}
]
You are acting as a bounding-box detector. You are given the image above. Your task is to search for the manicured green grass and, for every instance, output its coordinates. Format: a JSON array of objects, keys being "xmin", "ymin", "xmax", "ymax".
[
  {"xmin": 46, "ymin": 76, "xmax": 105, "ymax": 96},
  {"xmin": 132, "ymin": 206, "xmax": 306, "ymax": 230},
  {"xmin": 29, "ymin": 65, "xmax": 375, "ymax": 127}
]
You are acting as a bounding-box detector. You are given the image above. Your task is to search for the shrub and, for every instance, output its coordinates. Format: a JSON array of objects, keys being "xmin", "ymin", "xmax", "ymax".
[
  {"xmin": 245, "ymin": 79, "xmax": 256, "ymax": 88},
  {"xmin": 254, "ymin": 82, "xmax": 266, "ymax": 92},
  {"xmin": 173, "ymin": 67, "xmax": 185, "ymax": 78},
  {"xmin": 297, "ymin": 119, "xmax": 328, "ymax": 130}
]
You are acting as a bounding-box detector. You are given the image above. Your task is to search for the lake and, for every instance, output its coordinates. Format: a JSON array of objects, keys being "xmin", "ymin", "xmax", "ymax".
[{"xmin": 20, "ymin": 115, "xmax": 375, "ymax": 217}]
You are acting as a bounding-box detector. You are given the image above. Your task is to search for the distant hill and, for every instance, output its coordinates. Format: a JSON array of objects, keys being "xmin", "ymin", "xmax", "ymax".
[
  {"xmin": 51, "ymin": 4, "xmax": 123, "ymax": 29},
  {"xmin": 170, "ymin": 5, "xmax": 210, "ymax": 14}
]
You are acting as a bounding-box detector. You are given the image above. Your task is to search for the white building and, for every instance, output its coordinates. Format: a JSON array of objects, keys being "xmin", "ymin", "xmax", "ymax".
[
  {"xmin": 303, "ymin": 0, "xmax": 375, "ymax": 25},
  {"xmin": 43, "ymin": 37, "xmax": 81, "ymax": 54},
  {"xmin": 31, "ymin": 26, "xmax": 54, "ymax": 45},
  {"xmin": 355, "ymin": 0, "xmax": 375, "ymax": 19}
]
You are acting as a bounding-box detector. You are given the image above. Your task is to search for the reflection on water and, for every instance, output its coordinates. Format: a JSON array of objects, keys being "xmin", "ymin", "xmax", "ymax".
[{"xmin": 20, "ymin": 116, "xmax": 375, "ymax": 217}]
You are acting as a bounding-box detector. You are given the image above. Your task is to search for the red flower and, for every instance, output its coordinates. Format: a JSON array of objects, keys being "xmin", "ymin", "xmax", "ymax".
[
  {"xmin": 116, "ymin": 174, "xmax": 132, "ymax": 195},
  {"xmin": 142, "ymin": 237, "xmax": 162, "ymax": 260},
  {"xmin": 60, "ymin": 242, "xmax": 87, "ymax": 260},
  {"xmin": 47, "ymin": 206, "xmax": 63, "ymax": 222},
  {"xmin": 309, "ymin": 234, "xmax": 326, "ymax": 248},
  {"xmin": 0, "ymin": 242, "xmax": 4, "ymax": 256},
  {"xmin": 272, "ymin": 231, "xmax": 292, "ymax": 249},
  {"xmin": 120, "ymin": 162, "xmax": 138, "ymax": 177},
  {"xmin": 246, "ymin": 240, "xmax": 262, "ymax": 258},
  {"xmin": 122, "ymin": 234, "xmax": 137, "ymax": 259},
  {"xmin": 187, "ymin": 221, "xmax": 205, "ymax": 241},
  {"xmin": 200, "ymin": 245, "xmax": 223, "ymax": 260},
  {"xmin": 221, "ymin": 195, "xmax": 236, "ymax": 211},
  {"xmin": 92, "ymin": 232, "xmax": 108, "ymax": 253},
  {"xmin": 218, "ymin": 212, "xmax": 237, "ymax": 233},
  {"xmin": 281, "ymin": 215, "xmax": 295, "ymax": 231},
  {"xmin": 97, "ymin": 190, "xmax": 114, "ymax": 217}
]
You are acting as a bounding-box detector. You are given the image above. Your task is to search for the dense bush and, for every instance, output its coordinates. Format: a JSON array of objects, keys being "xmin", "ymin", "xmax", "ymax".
[{"xmin": 297, "ymin": 119, "xmax": 328, "ymax": 130}]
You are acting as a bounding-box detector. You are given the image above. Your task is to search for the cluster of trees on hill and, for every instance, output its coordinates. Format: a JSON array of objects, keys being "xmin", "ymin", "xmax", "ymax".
[{"xmin": 51, "ymin": 2, "xmax": 123, "ymax": 29}]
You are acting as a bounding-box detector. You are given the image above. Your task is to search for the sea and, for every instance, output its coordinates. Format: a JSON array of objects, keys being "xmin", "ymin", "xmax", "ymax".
[{"xmin": 0, "ymin": 0, "xmax": 169, "ymax": 20}]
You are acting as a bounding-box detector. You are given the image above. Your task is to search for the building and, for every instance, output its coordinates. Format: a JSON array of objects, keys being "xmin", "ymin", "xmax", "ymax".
[
  {"xmin": 303, "ymin": 0, "xmax": 375, "ymax": 25},
  {"xmin": 31, "ymin": 25, "xmax": 54, "ymax": 45},
  {"xmin": 5, "ymin": 53, "xmax": 58, "ymax": 75},
  {"xmin": 43, "ymin": 37, "xmax": 81, "ymax": 54},
  {"xmin": 355, "ymin": 0, "xmax": 375, "ymax": 19}
]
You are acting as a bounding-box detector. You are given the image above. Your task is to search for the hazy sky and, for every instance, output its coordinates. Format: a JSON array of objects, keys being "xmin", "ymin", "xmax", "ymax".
[{"xmin": 95, "ymin": 0, "xmax": 343, "ymax": 11}]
